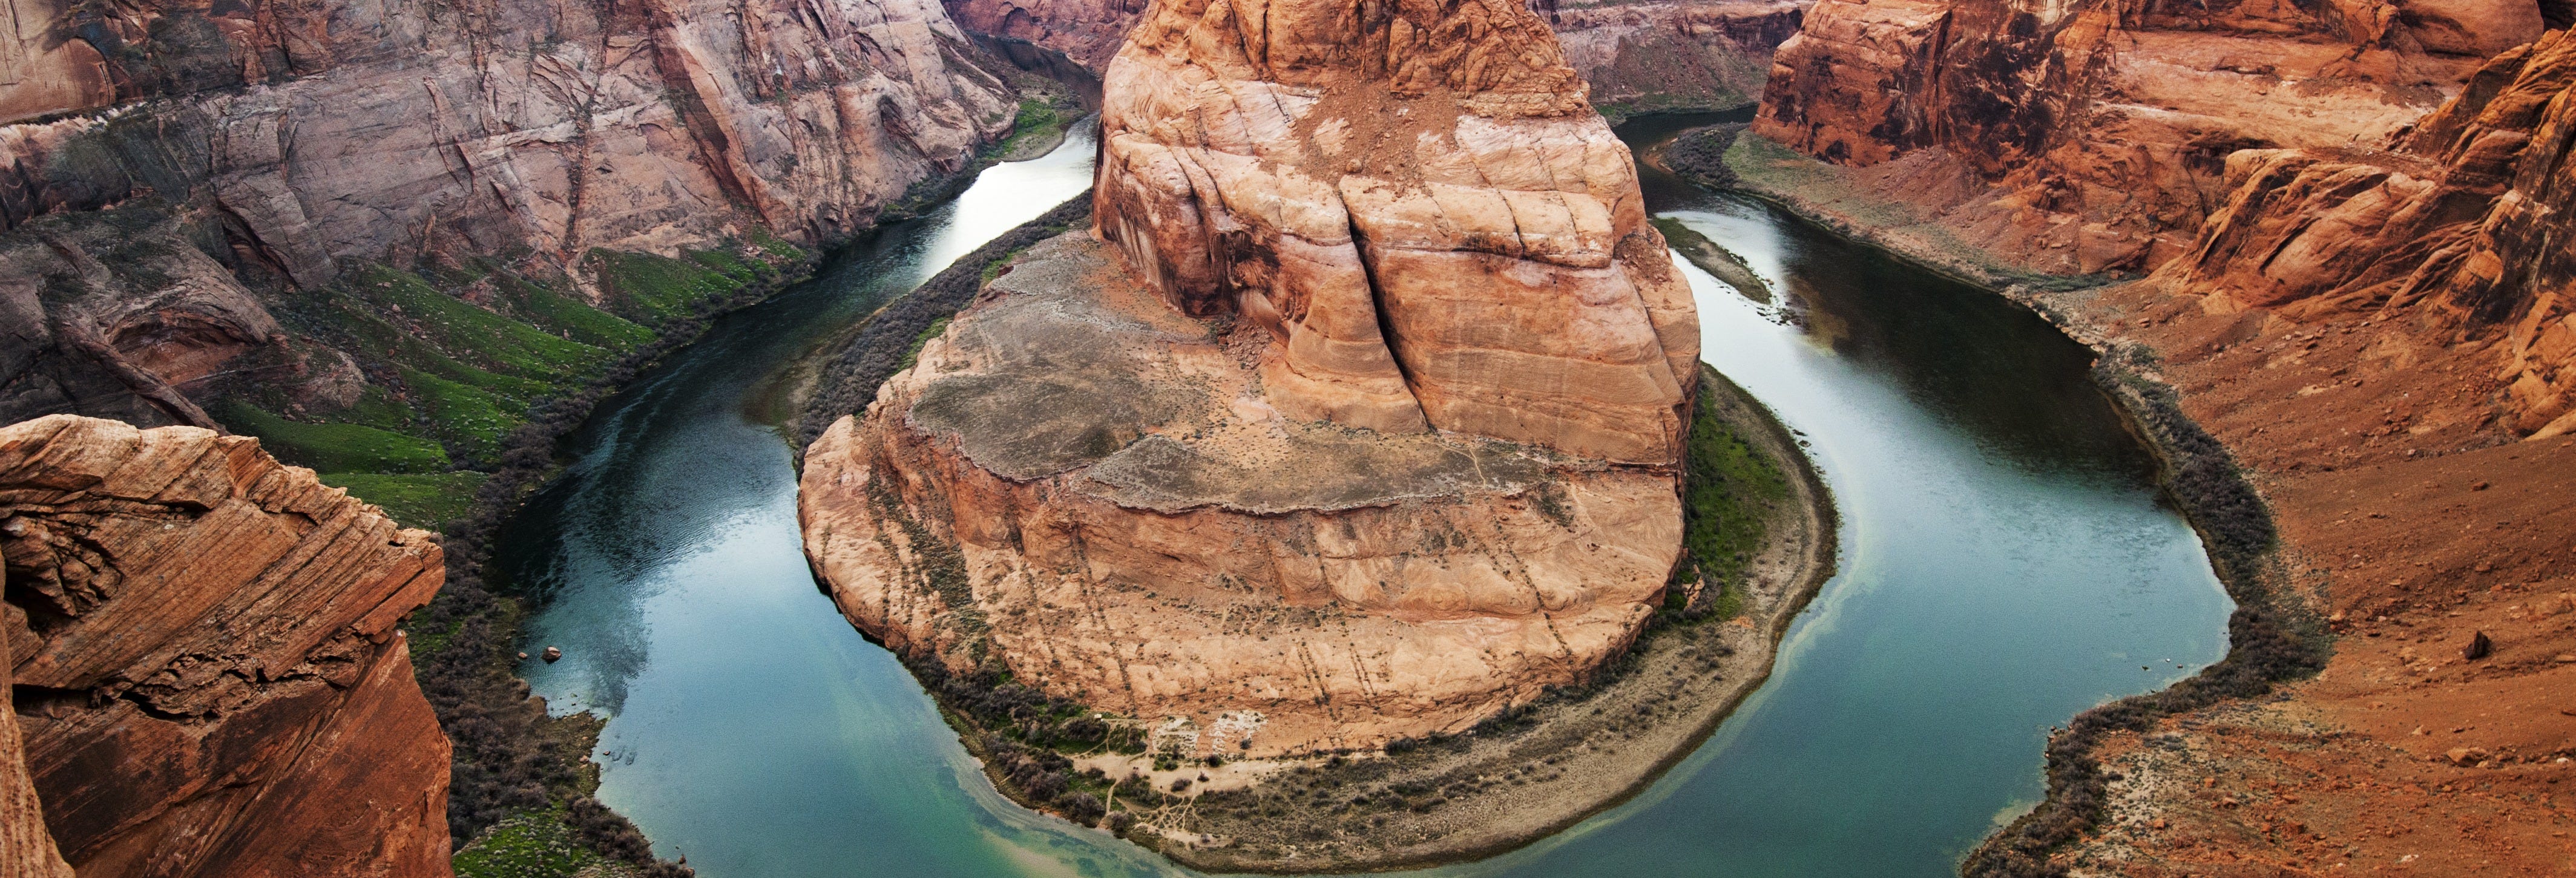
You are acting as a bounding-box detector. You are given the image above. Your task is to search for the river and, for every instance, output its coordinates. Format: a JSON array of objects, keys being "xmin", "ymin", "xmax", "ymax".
[{"xmin": 501, "ymin": 114, "xmax": 2233, "ymax": 877}]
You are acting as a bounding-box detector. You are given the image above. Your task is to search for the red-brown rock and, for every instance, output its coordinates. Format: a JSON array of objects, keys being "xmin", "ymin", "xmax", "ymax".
[{"xmin": 0, "ymin": 415, "xmax": 450, "ymax": 877}]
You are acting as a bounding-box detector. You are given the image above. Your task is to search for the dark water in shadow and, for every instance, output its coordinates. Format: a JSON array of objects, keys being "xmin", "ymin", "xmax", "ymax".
[{"xmin": 498, "ymin": 113, "xmax": 2232, "ymax": 877}]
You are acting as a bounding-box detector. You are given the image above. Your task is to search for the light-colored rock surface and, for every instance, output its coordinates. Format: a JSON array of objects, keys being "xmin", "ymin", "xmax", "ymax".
[
  {"xmin": 1752, "ymin": 0, "xmax": 2500, "ymax": 275},
  {"xmin": 0, "ymin": 0, "xmax": 1019, "ymax": 287},
  {"xmin": 1093, "ymin": 0, "xmax": 1700, "ymax": 463},
  {"xmin": 1, "ymin": 623, "xmax": 74, "ymax": 878},
  {"xmin": 801, "ymin": 232, "xmax": 1683, "ymax": 755},
  {"xmin": 0, "ymin": 414, "xmax": 450, "ymax": 877}
]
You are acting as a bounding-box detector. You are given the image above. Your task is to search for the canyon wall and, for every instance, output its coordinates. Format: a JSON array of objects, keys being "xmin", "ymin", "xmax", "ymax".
[
  {"xmin": 944, "ymin": 0, "xmax": 1806, "ymax": 114},
  {"xmin": 1752, "ymin": 0, "xmax": 2513, "ymax": 274},
  {"xmin": 0, "ymin": 0, "xmax": 1028, "ymax": 430},
  {"xmin": 804, "ymin": 0, "xmax": 1699, "ymax": 758},
  {"xmin": 0, "ymin": 414, "xmax": 449, "ymax": 876}
]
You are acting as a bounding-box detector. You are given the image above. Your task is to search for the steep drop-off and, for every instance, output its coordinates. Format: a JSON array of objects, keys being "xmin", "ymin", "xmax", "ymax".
[
  {"xmin": 1733, "ymin": 0, "xmax": 2576, "ymax": 873},
  {"xmin": 0, "ymin": 414, "xmax": 450, "ymax": 877},
  {"xmin": 804, "ymin": 0, "xmax": 1706, "ymax": 784}
]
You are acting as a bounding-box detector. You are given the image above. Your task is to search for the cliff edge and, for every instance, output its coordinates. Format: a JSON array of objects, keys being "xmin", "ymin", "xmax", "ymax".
[{"xmin": 0, "ymin": 414, "xmax": 450, "ymax": 877}]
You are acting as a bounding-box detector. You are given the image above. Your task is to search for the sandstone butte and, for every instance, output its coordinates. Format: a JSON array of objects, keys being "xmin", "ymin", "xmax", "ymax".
[
  {"xmin": 1741, "ymin": 0, "xmax": 2576, "ymax": 871},
  {"xmin": 0, "ymin": 414, "xmax": 450, "ymax": 876},
  {"xmin": 801, "ymin": 0, "xmax": 1704, "ymax": 758}
]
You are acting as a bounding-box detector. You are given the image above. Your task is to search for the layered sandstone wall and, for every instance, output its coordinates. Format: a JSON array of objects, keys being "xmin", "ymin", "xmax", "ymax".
[
  {"xmin": 1751, "ymin": 0, "xmax": 2512, "ymax": 274},
  {"xmin": 2157, "ymin": 31, "xmax": 2576, "ymax": 437},
  {"xmin": 943, "ymin": 0, "xmax": 1806, "ymax": 114},
  {"xmin": 1, "ymin": 0, "xmax": 1018, "ymax": 279},
  {"xmin": 0, "ymin": 414, "xmax": 449, "ymax": 876},
  {"xmin": 1093, "ymin": 0, "xmax": 1700, "ymax": 463}
]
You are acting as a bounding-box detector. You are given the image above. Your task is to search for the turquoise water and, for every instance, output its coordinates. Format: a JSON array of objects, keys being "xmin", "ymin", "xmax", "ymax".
[{"xmin": 500, "ymin": 116, "xmax": 2233, "ymax": 877}]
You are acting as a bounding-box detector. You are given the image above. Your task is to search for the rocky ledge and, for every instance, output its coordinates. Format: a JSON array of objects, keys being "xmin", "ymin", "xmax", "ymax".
[{"xmin": 0, "ymin": 415, "xmax": 450, "ymax": 876}]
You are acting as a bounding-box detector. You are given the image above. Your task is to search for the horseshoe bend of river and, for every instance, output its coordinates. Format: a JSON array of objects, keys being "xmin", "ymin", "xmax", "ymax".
[{"xmin": 499, "ymin": 114, "xmax": 2235, "ymax": 877}]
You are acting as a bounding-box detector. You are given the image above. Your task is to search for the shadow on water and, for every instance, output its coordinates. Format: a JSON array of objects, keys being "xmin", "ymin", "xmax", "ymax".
[{"xmin": 493, "ymin": 109, "xmax": 2232, "ymax": 878}]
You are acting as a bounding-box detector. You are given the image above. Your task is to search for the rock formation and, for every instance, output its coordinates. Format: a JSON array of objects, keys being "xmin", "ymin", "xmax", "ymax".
[
  {"xmin": 803, "ymin": 0, "xmax": 1698, "ymax": 756},
  {"xmin": 943, "ymin": 0, "xmax": 1805, "ymax": 115},
  {"xmin": 0, "ymin": 415, "xmax": 449, "ymax": 876},
  {"xmin": 1752, "ymin": 0, "xmax": 2511, "ymax": 273},
  {"xmin": 2157, "ymin": 30, "xmax": 2576, "ymax": 437}
]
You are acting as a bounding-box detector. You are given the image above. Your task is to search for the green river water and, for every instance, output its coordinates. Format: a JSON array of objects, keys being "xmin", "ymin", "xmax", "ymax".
[{"xmin": 504, "ymin": 114, "xmax": 2233, "ymax": 877}]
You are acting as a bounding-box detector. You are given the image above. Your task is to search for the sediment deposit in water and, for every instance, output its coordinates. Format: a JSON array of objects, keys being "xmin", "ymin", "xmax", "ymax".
[
  {"xmin": 802, "ymin": 0, "xmax": 1706, "ymax": 760},
  {"xmin": 0, "ymin": 415, "xmax": 450, "ymax": 876}
]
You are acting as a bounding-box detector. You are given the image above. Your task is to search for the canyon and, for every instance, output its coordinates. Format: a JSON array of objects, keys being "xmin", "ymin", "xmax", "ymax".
[{"xmin": 1730, "ymin": 0, "xmax": 2576, "ymax": 871}]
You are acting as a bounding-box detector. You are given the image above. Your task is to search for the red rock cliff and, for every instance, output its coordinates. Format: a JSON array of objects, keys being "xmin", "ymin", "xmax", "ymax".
[
  {"xmin": 1752, "ymin": 0, "xmax": 2515, "ymax": 272},
  {"xmin": 1, "ymin": 414, "xmax": 449, "ymax": 877}
]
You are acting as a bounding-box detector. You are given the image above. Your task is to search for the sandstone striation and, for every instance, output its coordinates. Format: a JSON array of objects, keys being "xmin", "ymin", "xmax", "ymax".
[
  {"xmin": 1751, "ymin": 0, "xmax": 2505, "ymax": 274},
  {"xmin": 2157, "ymin": 30, "xmax": 2576, "ymax": 437},
  {"xmin": 0, "ymin": 414, "xmax": 449, "ymax": 876},
  {"xmin": 1094, "ymin": 0, "xmax": 1701, "ymax": 462},
  {"xmin": 0, "ymin": 0, "xmax": 1020, "ymax": 279},
  {"xmin": 803, "ymin": 233, "xmax": 1683, "ymax": 755},
  {"xmin": 942, "ymin": 0, "xmax": 1806, "ymax": 115}
]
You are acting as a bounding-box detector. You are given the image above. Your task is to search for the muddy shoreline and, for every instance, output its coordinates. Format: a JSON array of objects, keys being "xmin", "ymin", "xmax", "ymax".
[{"xmin": 1699, "ymin": 127, "xmax": 2331, "ymax": 876}]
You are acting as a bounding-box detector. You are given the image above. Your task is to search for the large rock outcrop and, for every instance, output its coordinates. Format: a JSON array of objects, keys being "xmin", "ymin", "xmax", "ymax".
[
  {"xmin": 1751, "ymin": 0, "xmax": 2508, "ymax": 273},
  {"xmin": 1094, "ymin": 0, "xmax": 1701, "ymax": 462},
  {"xmin": 944, "ymin": 0, "xmax": 1806, "ymax": 115},
  {"xmin": 2154, "ymin": 31, "xmax": 2576, "ymax": 437},
  {"xmin": 803, "ymin": 0, "xmax": 1698, "ymax": 756},
  {"xmin": 0, "ymin": 414, "xmax": 449, "ymax": 876}
]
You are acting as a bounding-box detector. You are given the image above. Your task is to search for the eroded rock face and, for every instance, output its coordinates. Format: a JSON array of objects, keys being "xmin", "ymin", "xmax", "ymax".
[
  {"xmin": 801, "ymin": 234, "xmax": 1681, "ymax": 755},
  {"xmin": 1752, "ymin": 0, "xmax": 2503, "ymax": 273},
  {"xmin": 944, "ymin": 0, "xmax": 1806, "ymax": 115},
  {"xmin": 2157, "ymin": 30, "xmax": 2576, "ymax": 437},
  {"xmin": 0, "ymin": 0, "xmax": 1020, "ymax": 287},
  {"xmin": 1093, "ymin": 0, "xmax": 1700, "ymax": 463},
  {"xmin": 0, "ymin": 415, "xmax": 449, "ymax": 876}
]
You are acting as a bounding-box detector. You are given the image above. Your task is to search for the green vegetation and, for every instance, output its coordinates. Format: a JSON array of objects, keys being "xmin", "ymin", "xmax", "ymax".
[
  {"xmin": 218, "ymin": 400, "xmax": 451, "ymax": 474},
  {"xmin": 990, "ymin": 98, "xmax": 1071, "ymax": 160},
  {"xmin": 586, "ymin": 248, "xmax": 762, "ymax": 324},
  {"xmin": 897, "ymin": 316, "xmax": 951, "ymax": 372},
  {"xmin": 1675, "ymin": 368, "xmax": 1793, "ymax": 620},
  {"xmin": 223, "ymin": 237, "xmax": 799, "ymax": 532},
  {"xmin": 450, "ymin": 808, "xmax": 617, "ymax": 878},
  {"xmin": 318, "ymin": 471, "xmax": 490, "ymax": 528}
]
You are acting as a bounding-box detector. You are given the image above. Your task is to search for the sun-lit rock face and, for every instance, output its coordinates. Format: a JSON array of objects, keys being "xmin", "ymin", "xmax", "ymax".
[
  {"xmin": 0, "ymin": 415, "xmax": 450, "ymax": 876},
  {"xmin": 1090, "ymin": 0, "xmax": 1701, "ymax": 464},
  {"xmin": 800, "ymin": 234, "xmax": 1684, "ymax": 756},
  {"xmin": 2155, "ymin": 30, "xmax": 2576, "ymax": 438},
  {"xmin": 1749, "ymin": 0, "xmax": 2509, "ymax": 274}
]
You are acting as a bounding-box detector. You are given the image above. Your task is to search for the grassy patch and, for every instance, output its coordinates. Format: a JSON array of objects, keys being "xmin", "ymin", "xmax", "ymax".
[
  {"xmin": 989, "ymin": 99, "xmax": 1070, "ymax": 160},
  {"xmin": 217, "ymin": 400, "xmax": 450, "ymax": 474},
  {"xmin": 1677, "ymin": 370, "xmax": 1792, "ymax": 618},
  {"xmin": 898, "ymin": 316, "xmax": 951, "ymax": 372},
  {"xmin": 320, "ymin": 471, "xmax": 490, "ymax": 529},
  {"xmin": 588, "ymin": 248, "xmax": 755, "ymax": 324},
  {"xmin": 451, "ymin": 808, "xmax": 617, "ymax": 878},
  {"xmin": 401, "ymin": 369, "xmax": 526, "ymax": 462}
]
